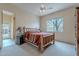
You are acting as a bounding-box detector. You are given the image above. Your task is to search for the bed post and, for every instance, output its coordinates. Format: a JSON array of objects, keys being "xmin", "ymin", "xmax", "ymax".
[
  {"xmin": 50, "ymin": 33, "xmax": 55, "ymax": 45},
  {"xmin": 40, "ymin": 35, "xmax": 44, "ymax": 52},
  {"xmin": 53, "ymin": 33, "xmax": 55, "ymax": 44}
]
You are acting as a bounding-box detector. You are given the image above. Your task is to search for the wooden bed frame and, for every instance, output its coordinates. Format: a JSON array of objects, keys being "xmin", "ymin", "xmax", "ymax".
[{"xmin": 23, "ymin": 28, "xmax": 55, "ymax": 52}]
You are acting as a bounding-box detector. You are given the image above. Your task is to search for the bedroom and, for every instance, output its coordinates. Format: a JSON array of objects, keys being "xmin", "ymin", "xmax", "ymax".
[{"xmin": 0, "ymin": 3, "xmax": 79, "ymax": 56}]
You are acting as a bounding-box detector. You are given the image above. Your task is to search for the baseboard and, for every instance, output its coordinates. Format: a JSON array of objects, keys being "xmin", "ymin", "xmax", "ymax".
[{"xmin": 56, "ymin": 40, "xmax": 75, "ymax": 45}]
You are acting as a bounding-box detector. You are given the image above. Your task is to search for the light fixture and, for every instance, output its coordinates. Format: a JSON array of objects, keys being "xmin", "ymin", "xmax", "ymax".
[{"xmin": 40, "ymin": 4, "xmax": 46, "ymax": 13}]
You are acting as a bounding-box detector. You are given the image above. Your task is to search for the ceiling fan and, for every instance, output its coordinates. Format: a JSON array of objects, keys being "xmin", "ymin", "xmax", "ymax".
[{"xmin": 40, "ymin": 4, "xmax": 53, "ymax": 13}]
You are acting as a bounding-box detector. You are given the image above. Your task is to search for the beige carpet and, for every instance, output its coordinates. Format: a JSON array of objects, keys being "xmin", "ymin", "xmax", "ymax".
[{"xmin": 0, "ymin": 39, "xmax": 76, "ymax": 56}]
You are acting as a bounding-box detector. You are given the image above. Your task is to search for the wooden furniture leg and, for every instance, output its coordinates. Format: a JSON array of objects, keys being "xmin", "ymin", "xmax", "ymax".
[{"xmin": 40, "ymin": 35, "xmax": 44, "ymax": 52}]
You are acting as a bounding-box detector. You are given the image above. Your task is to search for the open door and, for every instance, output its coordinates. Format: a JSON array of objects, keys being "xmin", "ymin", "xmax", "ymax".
[
  {"xmin": 76, "ymin": 7, "xmax": 79, "ymax": 56},
  {"xmin": 0, "ymin": 11, "xmax": 2, "ymax": 49}
]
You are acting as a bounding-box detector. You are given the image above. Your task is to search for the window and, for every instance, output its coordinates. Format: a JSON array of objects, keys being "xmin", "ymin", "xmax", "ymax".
[
  {"xmin": 47, "ymin": 17, "xmax": 63, "ymax": 32},
  {"xmin": 3, "ymin": 24, "xmax": 10, "ymax": 39}
]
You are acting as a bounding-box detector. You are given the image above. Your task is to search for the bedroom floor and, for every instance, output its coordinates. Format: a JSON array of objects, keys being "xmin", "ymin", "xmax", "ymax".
[{"xmin": 0, "ymin": 39, "xmax": 76, "ymax": 56}]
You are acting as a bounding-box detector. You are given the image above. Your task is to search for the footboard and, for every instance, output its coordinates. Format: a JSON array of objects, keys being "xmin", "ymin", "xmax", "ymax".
[
  {"xmin": 43, "ymin": 35, "xmax": 55, "ymax": 47},
  {"xmin": 39, "ymin": 33, "xmax": 55, "ymax": 52}
]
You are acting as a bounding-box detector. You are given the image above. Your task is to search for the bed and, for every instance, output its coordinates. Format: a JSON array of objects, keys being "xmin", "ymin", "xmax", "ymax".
[{"xmin": 23, "ymin": 28, "xmax": 55, "ymax": 52}]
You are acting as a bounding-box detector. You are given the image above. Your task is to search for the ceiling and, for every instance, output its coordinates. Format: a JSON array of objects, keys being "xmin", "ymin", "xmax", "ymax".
[{"xmin": 13, "ymin": 3, "xmax": 78, "ymax": 16}]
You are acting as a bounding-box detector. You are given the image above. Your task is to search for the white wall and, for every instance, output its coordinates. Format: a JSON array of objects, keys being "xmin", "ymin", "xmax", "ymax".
[{"xmin": 40, "ymin": 7, "xmax": 76, "ymax": 44}]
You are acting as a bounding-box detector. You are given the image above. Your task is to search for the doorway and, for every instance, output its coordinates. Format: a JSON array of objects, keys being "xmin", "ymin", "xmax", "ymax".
[{"xmin": 2, "ymin": 10, "xmax": 15, "ymax": 47}]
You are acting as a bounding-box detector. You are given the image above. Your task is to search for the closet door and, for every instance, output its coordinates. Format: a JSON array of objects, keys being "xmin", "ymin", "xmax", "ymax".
[
  {"xmin": 0, "ymin": 11, "xmax": 2, "ymax": 49},
  {"xmin": 76, "ymin": 7, "xmax": 79, "ymax": 56}
]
